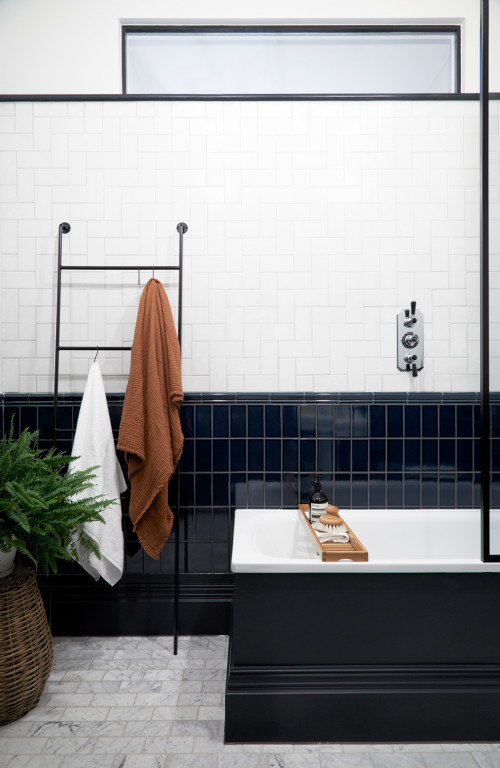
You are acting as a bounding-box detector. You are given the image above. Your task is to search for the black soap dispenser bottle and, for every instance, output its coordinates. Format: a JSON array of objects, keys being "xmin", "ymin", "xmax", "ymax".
[{"xmin": 309, "ymin": 475, "xmax": 328, "ymax": 525}]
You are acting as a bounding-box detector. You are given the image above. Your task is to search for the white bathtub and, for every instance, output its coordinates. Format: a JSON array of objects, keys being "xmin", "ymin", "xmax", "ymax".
[{"xmin": 231, "ymin": 507, "xmax": 500, "ymax": 573}]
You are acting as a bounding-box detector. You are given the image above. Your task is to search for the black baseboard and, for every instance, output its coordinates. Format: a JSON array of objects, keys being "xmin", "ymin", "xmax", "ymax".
[
  {"xmin": 38, "ymin": 574, "xmax": 234, "ymax": 636},
  {"xmin": 225, "ymin": 656, "xmax": 500, "ymax": 742}
]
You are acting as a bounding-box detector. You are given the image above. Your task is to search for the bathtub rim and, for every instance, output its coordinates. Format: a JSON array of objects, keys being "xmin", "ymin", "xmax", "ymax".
[{"xmin": 231, "ymin": 507, "xmax": 500, "ymax": 573}]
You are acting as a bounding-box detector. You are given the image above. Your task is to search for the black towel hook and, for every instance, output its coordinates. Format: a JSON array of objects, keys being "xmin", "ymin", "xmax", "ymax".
[{"xmin": 94, "ymin": 346, "xmax": 99, "ymax": 363}]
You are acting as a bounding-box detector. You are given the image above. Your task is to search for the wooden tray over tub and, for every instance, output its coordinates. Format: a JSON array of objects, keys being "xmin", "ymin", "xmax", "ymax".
[{"xmin": 298, "ymin": 504, "xmax": 369, "ymax": 562}]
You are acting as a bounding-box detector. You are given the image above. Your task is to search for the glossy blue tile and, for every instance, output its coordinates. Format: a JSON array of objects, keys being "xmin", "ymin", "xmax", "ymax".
[
  {"xmin": 17, "ymin": 405, "xmax": 36, "ymax": 433},
  {"xmin": 213, "ymin": 405, "xmax": 229, "ymax": 437},
  {"xmin": 474, "ymin": 438, "xmax": 480, "ymax": 471},
  {"xmin": 248, "ymin": 440, "xmax": 264, "ymax": 471},
  {"xmin": 180, "ymin": 439, "xmax": 194, "ymax": 472},
  {"xmin": 283, "ymin": 439, "xmax": 298, "ymax": 471},
  {"xmin": 317, "ymin": 405, "xmax": 334, "ymax": 437},
  {"xmin": 493, "ymin": 440, "xmax": 500, "ymax": 472},
  {"xmin": 474, "ymin": 404, "xmax": 481, "ymax": 436},
  {"xmin": 352, "ymin": 440, "xmax": 368, "ymax": 472},
  {"xmin": 422, "ymin": 474, "xmax": 438, "ymax": 507},
  {"xmin": 333, "ymin": 473, "xmax": 351, "ymax": 508},
  {"xmin": 334, "ymin": 405, "xmax": 351, "ymax": 437},
  {"xmin": 212, "ymin": 543, "xmax": 229, "ymax": 572},
  {"xmin": 299, "ymin": 474, "xmax": 314, "ymax": 504},
  {"xmin": 370, "ymin": 439, "xmax": 385, "ymax": 472},
  {"xmin": 405, "ymin": 405, "xmax": 420, "ymax": 438},
  {"xmin": 195, "ymin": 474, "xmax": 212, "ymax": 506},
  {"xmin": 456, "ymin": 475, "xmax": 473, "ymax": 508},
  {"xmin": 351, "ymin": 474, "xmax": 368, "ymax": 507},
  {"xmin": 353, "ymin": 405, "xmax": 368, "ymax": 437},
  {"xmin": 266, "ymin": 405, "xmax": 281, "ymax": 437},
  {"xmin": 300, "ymin": 440, "xmax": 315, "ymax": 472},
  {"xmin": 422, "ymin": 440, "xmax": 438, "ymax": 471},
  {"xmin": 457, "ymin": 440, "xmax": 473, "ymax": 472},
  {"xmin": 282, "ymin": 405, "xmax": 298, "ymax": 437},
  {"xmin": 440, "ymin": 406, "xmax": 455, "ymax": 438},
  {"xmin": 491, "ymin": 474, "xmax": 500, "ymax": 508},
  {"xmin": 439, "ymin": 440, "xmax": 455, "ymax": 471},
  {"xmin": 282, "ymin": 474, "xmax": 299, "ymax": 507},
  {"xmin": 181, "ymin": 405, "xmax": 195, "ymax": 437},
  {"xmin": 195, "ymin": 508, "xmax": 212, "ymax": 540},
  {"xmin": 405, "ymin": 440, "xmax": 420, "ymax": 472},
  {"xmin": 404, "ymin": 474, "xmax": 420, "ymax": 507},
  {"xmin": 439, "ymin": 474, "xmax": 455, "ymax": 507},
  {"xmin": 387, "ymin": 474, "xmax": 403, "ymax": 507},
  {"xmin": 370, "ymin": 405, "xmax": 386, "ymax": 437},
  {"xmin": 213, "ymin": 439, "xmax": 229, "ymax": 472},
  {"xmin": 213, "ymin": 509, "xmax": 230, "ymax": 540},
  {"xmin": 369, "ymin": 474, "xmax": 386, "ymax": 507},
  {"xmin": 196, "ymin": 441, "xmax": 211, "ymax": 472},
  {"xmin": 387, "ymin": 405, "xmax": 403, "ymax": 437},
  {"xmin": 266, "ymin": 440, "xmax": 281, "ymax": 471},
  {"xmin": 335, "ymin": 440, "xmax": 351, "ymax": 472},
  {"xmin": 457, "ymin": 405, "xmax": 473, "ymax": 437},
  {"xmin": 387, "ymin": 440, "xmax": 403, "ymax": 472},
  {"xmin": 196, "ymin": 405, "xmax": 211, "ymax": 437},
  {"xmin": 492, "ymin": 405, "xmax": 500, "ymax": 434},
  {"xmin": 180, "ymin": 473, "xmax": 195, "ymax": 506},
  {"xmin": 318, "ymin": 440, "xmax": 333, "ymax": 472},
  {"xmin": 231, "ymin": 473, "xmax": 247, "ymax": 506},
  {"xmin": 300, "ymin": 405, "xmax": 316, "ymax": 437},
  {"xmin": 194, "ymin": 543, "xmax": 212, "ymax": 573},
  {"xmin": 231, "ymin": 405, "xmax": 246, "ymax": 437},
  {"xmin": 422, "ymin": 405, "xmax": 437, "ymax": 437},
  {"xmin": 248, "ymin": 405, "xmax": 264, "ymax": 437},
  {"xmin": 212, "ymin": 475, "xmax": 229, "ymax": 506},
  {"xmin": 247, "ymin": 473, "xmax": 265, "ymax": 506},
  {"xmin": 37, "ymin": 405, "xmax": 55, "ymax": 440},
  {"xmin": 231, "ymin": 440, "xmax": 246, "ymax": 472},
  {"xmin": 265, "ymin": 474, "xmax": 282, "ymax": 506}
]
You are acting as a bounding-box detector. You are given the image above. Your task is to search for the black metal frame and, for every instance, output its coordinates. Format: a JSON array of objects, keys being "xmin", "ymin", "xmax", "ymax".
[
  {"xmin": 54, "ymin": 221, "xmax": 188, "ymax": 649},
  {"xmin": 121, "ymin": 24, "xmax": 462, "ymax": 97},
  {"xmin": 479, "ymin": 0, "xmax": 496, "ymax": 562}
]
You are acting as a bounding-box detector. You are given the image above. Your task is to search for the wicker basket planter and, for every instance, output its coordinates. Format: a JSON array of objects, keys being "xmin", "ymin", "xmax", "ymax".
[{"xmin": 0, "ymin": 566, "xmax": 53, "ymax": 725}]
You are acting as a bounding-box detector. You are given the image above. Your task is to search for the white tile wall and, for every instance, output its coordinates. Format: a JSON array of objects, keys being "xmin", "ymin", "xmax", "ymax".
[{"xmin": 0, "ymin": 99, "xmax": 482, "ymax": 393}]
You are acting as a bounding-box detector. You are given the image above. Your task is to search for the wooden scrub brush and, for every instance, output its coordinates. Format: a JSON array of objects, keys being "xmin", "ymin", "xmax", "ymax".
[{"xmin": 312, "ymin": 506, "xmax": 350, "ymax": 542}]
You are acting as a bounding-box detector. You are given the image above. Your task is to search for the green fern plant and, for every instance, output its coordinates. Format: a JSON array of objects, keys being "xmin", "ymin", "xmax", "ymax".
[{"xmin": 0, "ymin": 418, "xmax": 115, "ymax": 575}]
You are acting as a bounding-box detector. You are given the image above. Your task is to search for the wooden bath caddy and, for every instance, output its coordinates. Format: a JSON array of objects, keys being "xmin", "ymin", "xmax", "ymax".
[{"xmin": 298, "ymin": 504, "xmax": 369, "ymax": 562}]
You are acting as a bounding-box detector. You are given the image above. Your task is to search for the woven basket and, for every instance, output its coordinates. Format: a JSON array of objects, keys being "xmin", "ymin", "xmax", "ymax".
[{"xmin": 0, "ymin": 565, "xmax": 53, "ymax": 725}]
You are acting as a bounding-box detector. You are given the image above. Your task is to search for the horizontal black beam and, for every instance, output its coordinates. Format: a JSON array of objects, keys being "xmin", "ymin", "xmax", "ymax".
[
  {"xmin": 60, "ymin": 265, "xmax": 179, "ymax": 271},
  {"xmin": 0, "ymin": 93, "xmax": 497, "ymax": 102}
]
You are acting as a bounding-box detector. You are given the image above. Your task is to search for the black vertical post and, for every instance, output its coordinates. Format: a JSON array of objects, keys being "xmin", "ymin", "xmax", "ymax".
[
  {"xmin": 53, "ymin": 222, "xmax": 71, "ymax": 447},
  {"xmin": 50, "ymin": 221, "xmax": 70, "ymax": 630},
  {"xmin": 174, "ymin": 222, "xmax": 187, "ymax": 654},
  {"xmin": 480, "ymin": 0, "xmax": 490, "ymax": 560}
]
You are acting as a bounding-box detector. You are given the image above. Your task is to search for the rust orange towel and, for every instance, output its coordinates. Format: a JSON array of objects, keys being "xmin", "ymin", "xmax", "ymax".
[{"xmin": 117, "ymin": 278, "xmax": 183, "ymax": 559}]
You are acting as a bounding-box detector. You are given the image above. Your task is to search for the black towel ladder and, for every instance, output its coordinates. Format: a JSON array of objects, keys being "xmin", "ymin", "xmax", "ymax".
[{"xmin": 53, "ymin": 221, "xmax": 188, "ymax": 654}]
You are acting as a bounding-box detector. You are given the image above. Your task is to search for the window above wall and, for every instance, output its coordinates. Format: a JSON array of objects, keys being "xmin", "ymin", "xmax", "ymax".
[{"xmin": 122, "ymin": 25, "xmax": 460, "ymax": 97}]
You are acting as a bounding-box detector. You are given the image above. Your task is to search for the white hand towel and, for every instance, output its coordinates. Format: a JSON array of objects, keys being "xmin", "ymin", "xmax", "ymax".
[
  {"xmin": 315, "ymin": 531, "xmax": 350, "ymax": 544},
  {"xmin": 67, "ymin": 362, "xmax": 127, "ymax": 586}
]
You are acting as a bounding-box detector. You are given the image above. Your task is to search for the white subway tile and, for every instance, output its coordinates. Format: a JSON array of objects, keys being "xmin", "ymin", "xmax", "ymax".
[{"xmin": 0, "ymin": 99, "xmax": 482, "ymax": 392}]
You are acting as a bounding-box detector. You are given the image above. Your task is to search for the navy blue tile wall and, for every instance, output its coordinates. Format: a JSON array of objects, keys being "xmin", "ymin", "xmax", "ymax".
[{"xmin": 0, "ymin": 392, "xmax": 482, "ymax": 579}]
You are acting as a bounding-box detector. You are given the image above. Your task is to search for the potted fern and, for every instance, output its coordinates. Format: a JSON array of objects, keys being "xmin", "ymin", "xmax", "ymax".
[{"xmin": 0, "ymin": 419, "xmax": 114, "ymax": 577}]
